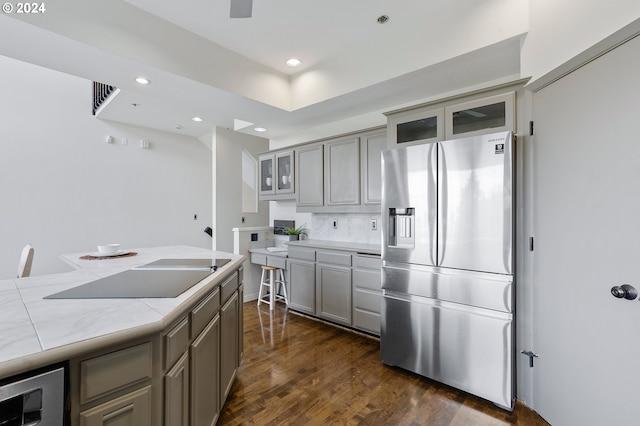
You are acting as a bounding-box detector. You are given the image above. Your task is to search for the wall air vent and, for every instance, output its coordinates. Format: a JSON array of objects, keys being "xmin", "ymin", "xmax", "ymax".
[{"xmin": 92, "ymin": 82, "xmax": 117, "ymax": 116}]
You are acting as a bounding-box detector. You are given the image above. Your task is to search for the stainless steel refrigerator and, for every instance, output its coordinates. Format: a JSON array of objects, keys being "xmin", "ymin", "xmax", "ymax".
[{"xmin": 380, "ymin": 131, "xmax": 515, "ymax": 410}]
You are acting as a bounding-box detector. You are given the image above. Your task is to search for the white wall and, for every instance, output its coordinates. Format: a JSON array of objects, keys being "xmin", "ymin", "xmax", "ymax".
[
  {"xmin": 213, "ymin": 127, "xmax": 270, "ymax": 253},
  {"xmin": 0, "ymin": 56, "xmax": 212, "ymax": 278},
  {"xmin": 522, "ymin": 0, "xmax": 640, "ymax": 84}
]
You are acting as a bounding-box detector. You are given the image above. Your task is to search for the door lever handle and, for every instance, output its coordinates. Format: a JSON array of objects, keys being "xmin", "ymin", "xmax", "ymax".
[{"xmin": 610, "ymin": 284, "xmax": 638, "ymax": 300}]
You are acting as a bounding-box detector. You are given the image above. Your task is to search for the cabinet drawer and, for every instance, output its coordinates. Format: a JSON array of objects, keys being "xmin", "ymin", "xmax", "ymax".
[
  {"xmin": 221, "ymin": 272, "xmax": 239, "ymax": 304},
  {"xmin": 191, "ymin": 287, "xmax": 221, "ymax": 339},
  {"xmin": 353, "ymin": 268, "xmax": 382, "ymax": 292},
  {"xmin": 288, "ymin": 246, "xmax": 316, "ymax": 262},
  {"xmin": 266, "ymin": 256, "xmax": 287, "ymax": 270},
  {"xmin": 353, "ymin": 309, "xmax": 380, "ymax": 335},
  {"xmin": 353, "ymin": 254, "xmax": 381, "ymax": 270},
  {"xmin": 354, "ymin": 288, "xmax": 382, "ymax": 313},
  {"xmin": 317, "ymin": 250, "xmax": 352, "ymax": 267},
  {"xmin": 250, "ymin": 253, "xmax": 267, "ymax": 265},
  {"xmin": 80, "ymin": 385, "xmax": 152, "ymax": 426},
  {"xmin": 164, "ymin": 317, "xmax": 190, "ymax": 370},
  {"xmin": 80, "ymin": 342, "xmax": 152, "ymax": 404}
]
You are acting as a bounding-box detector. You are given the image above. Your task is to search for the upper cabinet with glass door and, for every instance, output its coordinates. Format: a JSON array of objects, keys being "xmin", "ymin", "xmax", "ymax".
[
  {"xmin": 387, "ymin": 91, "xmax": 516, "ymax": 147},
  {"xmin": 387, "ymin": 106, "xmax": 444, "ymax": 148},
  {"xmin": 444, "ymin": 92, "xmax": 515, "ymax": 139},
  {"xmin": 259, "ymin": 151, "xmax": 295, "ymax": 200}
]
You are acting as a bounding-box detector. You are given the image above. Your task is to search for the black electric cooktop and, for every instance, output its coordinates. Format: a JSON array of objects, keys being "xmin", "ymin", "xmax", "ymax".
[{"xmin": 45, "ymin": 258, "xmax": 231, "ymax": 299}]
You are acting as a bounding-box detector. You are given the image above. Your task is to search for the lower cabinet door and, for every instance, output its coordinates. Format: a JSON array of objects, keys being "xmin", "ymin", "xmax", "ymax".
[
  {"xmin": 191, "ymin": 314, "xmax": 220, "ymax": 426},
  {"xmin": 316, "ymin": 264, "xmax": 352, "ymax": 325},
  {"xmin": 220, "ymin": 291, "xmax": 239, "ymax": 407},
  {"xmin": 164, "ymin": 352, "xmax": 189, "ymax": 426},
  {"xmin": 80, "ymin": 386, "xmax": 152, "ymax": 426},
  {"xmin": 288, "ymin": 260, "xmax": 316, "ymax": 314}
]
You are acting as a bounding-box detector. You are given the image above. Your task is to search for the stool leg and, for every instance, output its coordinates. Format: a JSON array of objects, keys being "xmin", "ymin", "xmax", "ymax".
[
  {"xmin": 279, "ymin": 269, "xmax": 289, "ymax": 305},
  {"xmin": 258, "ymin": 268, "xmax": 266, "ymax": 306},
  {"xmin": 269, "ymin": 268, "xmax": 275, "ymax": 310}
]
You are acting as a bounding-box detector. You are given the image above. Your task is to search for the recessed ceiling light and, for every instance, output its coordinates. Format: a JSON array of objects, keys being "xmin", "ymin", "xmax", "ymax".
[
  {"xmin": 131, "ymin": 103, "xmax": 140, "ymax": 107},
  {"xmin": 254, "ymin": 127, "xmax": 267, "ymax": 132},
  {"xmin": 135, "ymin": 77, "xmax": 150, "ymax": 85},
  {"xmin": 191, "ymin": 116, "xmax": 203, "ymax": 122},
  {"xmin": 285, "ymin": 58, "xmax": 302, "ymax": 68},
  {"xmin": 175, "ymin": 125, "xmax": 183, "ymax": 130}
]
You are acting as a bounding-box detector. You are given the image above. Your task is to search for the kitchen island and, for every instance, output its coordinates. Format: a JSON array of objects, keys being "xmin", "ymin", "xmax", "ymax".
[{"xmin": 0, "ymin": 245, "xmax": 244, "ymax": 425}]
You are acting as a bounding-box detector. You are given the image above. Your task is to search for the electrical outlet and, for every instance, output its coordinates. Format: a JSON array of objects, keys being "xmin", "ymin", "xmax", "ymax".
[
  {"xmin": 332, "ymin": 219, "xmax": 338, "ymax": 229},
  {"xmin": 371, "ymin": 219, "xmax": 377, "ymax": 230}
]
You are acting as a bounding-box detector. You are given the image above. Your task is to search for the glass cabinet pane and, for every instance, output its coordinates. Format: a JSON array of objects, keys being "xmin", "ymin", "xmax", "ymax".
[
  {"xmin": 451, "ymin": 101, "xmax": 506, "ymax": 135},
  {"xmin": 445, "ymin": 92, "xmax": 514, "ymax": 139},
  {"xmin": 260, "ymin": 157, "xmax": 274, "ymax": 193},
  {"xmin": 397, "ymin": 116, "xmax": 438, "ymax": 143},
  {"xmin": 277, "ymin": 154, "xmax": 292, "ymax": 191}
]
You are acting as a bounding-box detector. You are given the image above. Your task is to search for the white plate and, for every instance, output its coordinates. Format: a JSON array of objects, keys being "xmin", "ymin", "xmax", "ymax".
[{"xmin": 89, "ymin": 250, "xmax": 128, "ymax": 258}]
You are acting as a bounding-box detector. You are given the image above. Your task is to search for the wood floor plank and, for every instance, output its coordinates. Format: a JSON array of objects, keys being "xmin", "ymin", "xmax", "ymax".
[{"xmin": 219, "ymin": 303, "xmax": 549, "ymax": 425}]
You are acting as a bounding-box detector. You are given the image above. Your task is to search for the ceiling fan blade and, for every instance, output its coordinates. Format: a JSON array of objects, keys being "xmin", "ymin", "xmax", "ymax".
[{"xmin": 230, "ymin": 0, "xmax": 252, "ymax": 18}]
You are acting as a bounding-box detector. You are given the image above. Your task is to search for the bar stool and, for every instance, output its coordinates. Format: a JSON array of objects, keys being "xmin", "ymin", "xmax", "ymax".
[{"xmin": 257, "ymin": 265, "xmax": 289, "ymax": 310}]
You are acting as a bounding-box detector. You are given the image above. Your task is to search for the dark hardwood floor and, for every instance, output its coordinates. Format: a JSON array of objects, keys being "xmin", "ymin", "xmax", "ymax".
[{"xmin": 219, "ymin": 302, "xmax": 549, "ymax": 425}]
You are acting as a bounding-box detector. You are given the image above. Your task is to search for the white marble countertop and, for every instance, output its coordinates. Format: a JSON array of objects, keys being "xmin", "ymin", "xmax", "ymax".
[
  {"xmin": 0, "ymin": 245, "xmax": 244, "ymax": 379},
  {"xmin": 286, "ymin": 239, "xmax": 381, "ymax": 255}
]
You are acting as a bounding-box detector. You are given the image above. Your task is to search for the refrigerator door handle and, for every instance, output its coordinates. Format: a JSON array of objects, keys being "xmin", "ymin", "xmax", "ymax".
[{"xmin": 437, "ymin": 143, "xmax": 447, "ymax": 266}]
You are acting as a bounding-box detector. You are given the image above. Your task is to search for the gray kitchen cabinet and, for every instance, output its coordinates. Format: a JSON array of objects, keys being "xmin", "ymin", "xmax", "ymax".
[
  {"xmin": 295, "ymin": 144, "xmax": 324, "ymax": 208},
  {"xmin": 164, "ymin": 289, "xmax": 222, "ymax": 426},
  {"xmin": 287, "ymin": 246, "xmax": 317, "ymax": 314},
  {"xmin": 315, "ymin": 250, "xmax": 353, "ymax": 326},
  {"xmin": 259, "ymin": 151, "xmax": 295, "ymax": 200},
  {"xmin": 387, "ymin": 105, "xmax": 444, "ymax": 148},
  {"xmin": 444, "ymin": 92, "xmax": 515, "ymax": 139},
  {"xmin": 76, "ymin": 342, "xmax": 154, "ymax": 426},
  {"xmin": 80, "ymin": 386, "xmax": 152, "ymax": 426},
  {"xmin": 164, "ymin": 353, "xmax": 189, "ymax": 426},
  {"xmin": 360, "ymin": 131, "xmax": 386, "ymax": 205},
  {"xmin": 238, "ymin": 283, "xmax": 244, "ymax": 362},
  {"xmin": 352, "ymin": 254, "xmax": 382, "ymax": 335},
  {"xmin": 259, "ymin": 154, "xmax": 275, "ymax": 196},
  {"xmin": 324, "ymin": 136, "xmax": 360, "ymax": 206},
  {"xmin": 190, "ymin": 314, "xmax": 220, "ymax": 426},
  {"xmin": 387, "ymin": 90, "xmax": 516, "ymax": 148},
  {"xmin": 220, "ymin": 291, "xmax": 239, "ymax": 407}
]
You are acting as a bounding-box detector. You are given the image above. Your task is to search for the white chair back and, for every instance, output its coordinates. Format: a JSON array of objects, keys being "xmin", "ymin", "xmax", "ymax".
[{"xmin": 18, "ymin": 244, "xmax": 34, "ymax": 278}]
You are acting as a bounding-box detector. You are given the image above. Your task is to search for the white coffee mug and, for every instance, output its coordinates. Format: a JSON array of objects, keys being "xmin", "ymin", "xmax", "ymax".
[{"xmin": 266, "ymin": 177, "xmax": 272, "ymax": 186}]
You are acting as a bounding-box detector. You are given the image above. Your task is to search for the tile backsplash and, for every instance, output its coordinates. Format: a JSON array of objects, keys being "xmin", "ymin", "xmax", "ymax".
[{"xmin": 310, "ymin": 213, "xmax": 382, "ymax": 245}]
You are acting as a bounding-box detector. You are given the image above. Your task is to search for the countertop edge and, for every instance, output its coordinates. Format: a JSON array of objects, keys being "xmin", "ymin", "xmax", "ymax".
[{"xmin": 286, "ymin": 239, "xmax": 381, "ymax": 255}]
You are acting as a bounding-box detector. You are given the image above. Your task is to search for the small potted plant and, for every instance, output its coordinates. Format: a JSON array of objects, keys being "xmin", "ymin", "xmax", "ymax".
[{"xmin": 283, "ymin": 224, "xmax": 308, "ymax": 241}]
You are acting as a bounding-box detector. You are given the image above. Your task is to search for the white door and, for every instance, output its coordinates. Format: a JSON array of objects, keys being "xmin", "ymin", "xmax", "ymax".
[{"xmin": 531, "ymin": 35, "xmax": 640, "ymax": 425}]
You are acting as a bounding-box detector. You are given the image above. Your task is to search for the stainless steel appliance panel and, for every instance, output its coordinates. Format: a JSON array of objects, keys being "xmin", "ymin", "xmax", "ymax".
[
  {"xmin": 380, "ymin": 292, "xmax": 513, "ymax": 409},
  {"xmin": 382, "ymin": 143, "xmax": 437, "ymax": 266},
  {"xmin": 382, "ymin": 263, "xmax": 513, "ymax": 313},
  {"xmin": 0, "ymin": 366, "xmax": 65, "ymax": 426},
  {"xmin": 437, "ymin": 131, "xmax": 513, "ymax": 274}
]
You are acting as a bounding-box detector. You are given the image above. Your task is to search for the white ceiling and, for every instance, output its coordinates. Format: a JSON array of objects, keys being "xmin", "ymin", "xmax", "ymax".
[{"xmin": 0, "ymin": 0, "xmax": 528, "ymax": 142}]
